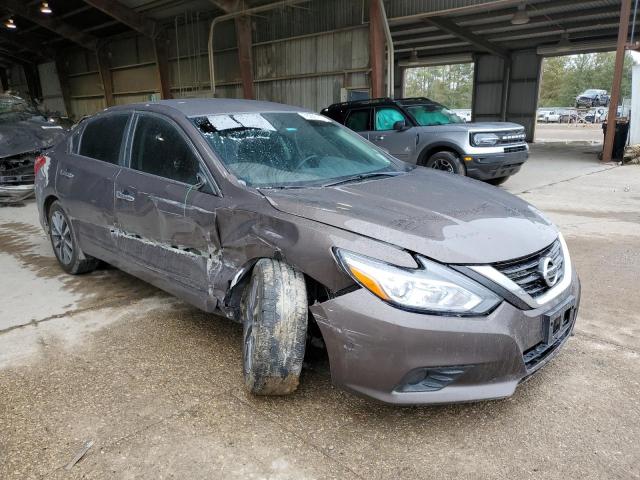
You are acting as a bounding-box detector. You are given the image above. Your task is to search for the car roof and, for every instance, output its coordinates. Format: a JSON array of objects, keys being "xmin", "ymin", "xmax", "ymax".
[
  {"xmin": 105, "ymin": 98, "xmax": 309, "ymax": 117},
  {"xmin": 324, "ymin": 96, "xmax": 438, "ymax": 111}
]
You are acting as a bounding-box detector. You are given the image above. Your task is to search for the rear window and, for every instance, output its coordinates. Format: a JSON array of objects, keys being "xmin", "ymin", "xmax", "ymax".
[{"xmin": 79, "ymin": 114, "xmax": 129, "ymax": 164}]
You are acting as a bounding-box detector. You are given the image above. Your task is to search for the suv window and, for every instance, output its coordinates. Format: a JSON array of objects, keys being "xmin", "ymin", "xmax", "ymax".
[
  {"xmin": 79, "ymin": 114, "xmax": 129, "ymax": 164},
  {"xmin": 345, "ymin": 109, "xmax": 371, "ymax": 131},
  {"xmin": 374, "ymin": 107, "xmax": 406, "ymax": 131},
  {"xmin": 130, "ymin": 114, "xmax": 200, "ymax": 185}
]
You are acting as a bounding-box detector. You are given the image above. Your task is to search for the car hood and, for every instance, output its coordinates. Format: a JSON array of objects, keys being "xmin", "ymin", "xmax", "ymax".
[
  {"xmin": 0, "ymin": 115, "xmax": 67, "ymax": 159},
  {"xmin": 264, "ymin": 169, "xmax": 557, "ymax": 264}
]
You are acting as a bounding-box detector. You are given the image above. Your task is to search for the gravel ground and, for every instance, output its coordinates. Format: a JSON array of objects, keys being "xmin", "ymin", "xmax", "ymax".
[{"xmin": 0, "ymin": 143, "xmax": 638, "ymax": 479}]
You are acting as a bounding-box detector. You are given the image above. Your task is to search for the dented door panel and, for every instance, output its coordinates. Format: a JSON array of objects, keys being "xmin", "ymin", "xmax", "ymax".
[{"xmin": 114, "ymin": 168, "xmax": 214, "ymax": 297}]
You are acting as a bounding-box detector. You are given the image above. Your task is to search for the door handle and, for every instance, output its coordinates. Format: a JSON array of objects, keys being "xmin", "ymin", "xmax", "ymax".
[
  {"xmin": 60, "ymin": 169, "xmax": 74, "ymax": 179},
  {"xmin": 115, "ymin": 190, "xmax": 135, "ymax": 202},
  {"xmin": 372, "ymin": 135, "xmax": 385, "ymax": 141}
]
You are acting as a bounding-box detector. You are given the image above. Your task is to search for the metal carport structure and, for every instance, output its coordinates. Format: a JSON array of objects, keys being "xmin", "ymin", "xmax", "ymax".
[{"xmin": 379, "ymin": 0, "xmax": 639, "ymax": 153}]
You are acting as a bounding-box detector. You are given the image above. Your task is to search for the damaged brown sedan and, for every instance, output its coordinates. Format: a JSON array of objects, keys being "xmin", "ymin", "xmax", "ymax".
[{"xmin": 35, "ymin": 99, "xmax": 580, "ymax": 405}]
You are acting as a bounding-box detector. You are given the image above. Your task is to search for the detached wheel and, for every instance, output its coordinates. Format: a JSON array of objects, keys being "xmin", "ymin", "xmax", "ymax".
[
  {"xmin": 487, "ymin": 175, "xmax": 510, "ymax": 186},
  {"xmin": 48, "ymin": 201, "xmax": 99, "ymax": 274},
  {"xmin": 425, "ymin": 151, "xmax": 466, "ymax": 175},
  {"xmin": 241, "ymin": 258, "xmax": 308, "ymax": 395}
]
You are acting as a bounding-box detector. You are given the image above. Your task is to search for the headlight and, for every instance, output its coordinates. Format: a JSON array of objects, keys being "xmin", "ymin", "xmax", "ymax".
[
  {"xmin": 334, "ymin": 249, "xmax": 500, "ymax": 316},
  {"xmin": 471, "ymin": 132, "xmax": 499, "ymax": 146}
]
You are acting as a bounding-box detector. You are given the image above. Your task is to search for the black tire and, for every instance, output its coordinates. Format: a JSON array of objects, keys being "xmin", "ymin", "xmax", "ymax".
[
  {"xmin": 425, "ymin": 151, "xmax": 466, "ymax": 175},
  {"xmin": 241, "ymin": 258, "xmax": 308, "ymax": 395},
  {"xmin": 487, "ymin": 175, "xmax": 510, "ymax": 186},
  {"xmin": 48, "ymin": 201, "xmax": 99, "ymax": 275}
]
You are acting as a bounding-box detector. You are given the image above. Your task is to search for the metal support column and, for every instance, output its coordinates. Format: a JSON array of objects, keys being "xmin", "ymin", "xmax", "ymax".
[
  {"xmin": 153, "ymin": 32, "xmax": 172, "ymax": 100},
  {"xmin": 603, "ymin": 0, "xmax": 632, "ymax": 162},
  {"xmin": 369, "ymin": 0, "xmax": 385, "ymax": 98},
  {"xmin": 235, "ymin": 15, "xmax": 255, "ymax": 100},
  {"xmin": 96, "ymin": 45, "xmax": 114, "ymax": 107}
]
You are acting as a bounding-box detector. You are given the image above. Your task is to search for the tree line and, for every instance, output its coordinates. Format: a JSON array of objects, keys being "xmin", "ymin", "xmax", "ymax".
[{"xmin": 403, "ymin": 52, "xmax": 634, "ymax": 109}]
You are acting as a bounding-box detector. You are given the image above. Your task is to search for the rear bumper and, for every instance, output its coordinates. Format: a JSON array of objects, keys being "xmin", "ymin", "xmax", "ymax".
[
  {"xmin": 0, "ymin": 183, "xmax": 34, "ymax": 203},
  {"xmin": 310, "ymin": 272, "xmax": 580, "ymax": 405},
  {"xmin": 465, "ymin": 147, "xmax": 529, "ymax": 181}
]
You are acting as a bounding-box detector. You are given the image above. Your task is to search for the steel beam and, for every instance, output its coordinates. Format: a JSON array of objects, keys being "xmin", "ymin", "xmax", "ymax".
[
  {"xmin": 54, "ymin": 55, "xmax": 73, "ymax": 117},
  {"xmin": 602, "ymin": 0, "xmax": 632, "ymax": 162},
  {"xmin": 96, "ymin": 45, "xmax": 114, "ymax": 106},
  {"xmin": 2, "ymin": 0, "xmax": 98, "ymax": 50},
  {"xmin": 235, "ymin": 15, "xmax": 255, "ymax": 99},
  {"xmin": 0, "ymin": 30, "xmax": 55, "ymax": 59},
  {"xmin": 0, "ymin": 68, "xmax": 7, "ymax": 92},
  {"xmin": 153, "ymin": 33, "xmax": 172, "ymax": 100},
  {"xmin": 81, "ymin": 0, "xmax": 157, "ymax": 38},
  {"xmin": 422, "ymin": 16, "xmax": 508, "ymax": 58},
  {"xmin": 369, "ymin": 0, "xmax": 385, "ymax": 98}
]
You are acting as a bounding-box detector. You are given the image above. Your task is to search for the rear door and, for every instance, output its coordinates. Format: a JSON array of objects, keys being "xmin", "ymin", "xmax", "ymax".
[
  {"xmin": 55, "ymin": 112, "xmax": 130, "ymax": 257},
  {"xmin": 367, "ymin": 106, "xmax": 417, "ymax": 161},
  {"xmin": 114, "ymin": 111, "xmax": 221, "ymax": 309}
]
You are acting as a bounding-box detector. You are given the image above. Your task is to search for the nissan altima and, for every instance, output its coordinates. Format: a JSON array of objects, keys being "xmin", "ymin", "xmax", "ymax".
[{"xmin": 35, "ymin": 99, "xmax": 580, "ymax": 404}]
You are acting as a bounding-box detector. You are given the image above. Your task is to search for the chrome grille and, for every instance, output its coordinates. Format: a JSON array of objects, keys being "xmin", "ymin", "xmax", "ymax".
[{"xmin": 492, "ymin": 240, "xmax": 564, "ymax": 298}]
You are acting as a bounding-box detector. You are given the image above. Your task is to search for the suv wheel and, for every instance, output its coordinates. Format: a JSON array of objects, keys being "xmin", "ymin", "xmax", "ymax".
[
  {"xmin": 241, "ymin": 258, "xmax": 308, "ymax": 395},
  {"xmin": 48, "ymin": 201, "xmax": 99, "ymax": 274},
  {"xmin": 425, "ymin": 151, "xmax": 466, "ymax": 175}
]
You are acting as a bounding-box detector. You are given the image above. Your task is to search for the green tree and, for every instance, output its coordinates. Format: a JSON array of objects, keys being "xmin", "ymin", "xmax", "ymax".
[
  {"xmin": 539, "ymin": 52, "xmax": 634, "ymax": 107},
  {"xmin": 404, "ymin": 63, "xmax": 474, "ymax": 108}
]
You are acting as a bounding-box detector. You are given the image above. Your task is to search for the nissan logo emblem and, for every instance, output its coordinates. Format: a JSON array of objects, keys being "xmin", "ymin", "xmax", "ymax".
[{"xmin": 539, "ymin": 257, "xmax": 560, "ymax": 287}]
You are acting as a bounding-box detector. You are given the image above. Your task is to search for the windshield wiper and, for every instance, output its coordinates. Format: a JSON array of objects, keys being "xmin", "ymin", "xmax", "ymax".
[{"xmin": 321, "ymin": 171, "xmax": 404, "ymax": 188}]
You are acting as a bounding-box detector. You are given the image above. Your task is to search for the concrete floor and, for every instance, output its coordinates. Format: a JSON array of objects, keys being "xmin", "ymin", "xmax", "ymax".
[{"xmin": 1, "ymin": 143, "xmax": 639, "ymax": 479}]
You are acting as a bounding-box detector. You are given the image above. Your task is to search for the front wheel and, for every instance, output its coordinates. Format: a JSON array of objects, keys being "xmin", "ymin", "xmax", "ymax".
[
  {"xmin": 425, "ymin": 151, "xmax": 466, "ymax": 175},
  {"xmin": 241, "ymin": 258, "xmax": 308, "ymax": 395}
]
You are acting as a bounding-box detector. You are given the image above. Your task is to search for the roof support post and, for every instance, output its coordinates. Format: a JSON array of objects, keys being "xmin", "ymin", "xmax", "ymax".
[
  {"xmin": 153, "ymin": 33, "xmax": 172, "ymax": 99},
  {"xmin": 96, "ymin": 46, "xmax": 114, "ymax": 107},
  {"xmin": 0, "ymin": 68, "xmax": 8, "ymax": 92},
  {"xmin": 369, "ymin": 0, "xmax": 385, "ymax": 98},
  {"xmin": 235, "ymin": 15, "xmax": 255, "ymax": 99},
  {"xmin": 23, "ymin": 63, "xmax": 42, "ymax": 102},
  {"xmin": 54, "ymin": 55, "xmax": 73, "ymax": 117},
  {"xmin": 602, "ymin": 0, "xmax": 632, "ymax": 162},
  {"xmin": 500, "ymin": 56, "xmax": 511, "ymax": 121}
]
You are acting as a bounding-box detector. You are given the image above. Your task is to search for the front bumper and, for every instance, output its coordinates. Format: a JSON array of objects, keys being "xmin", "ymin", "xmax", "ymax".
[
  {"xmin": 463, "ymin": 144, "xmax": 529, "ymax": 181},
  {"xmin": 310, "ymin": 272, "xmax": 580, "ymax": 405}
]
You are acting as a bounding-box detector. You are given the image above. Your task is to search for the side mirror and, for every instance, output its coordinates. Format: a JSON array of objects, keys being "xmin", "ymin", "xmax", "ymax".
[{"xmin": 393, "ymin": 120, "xmax": 408, "ymax": 131}]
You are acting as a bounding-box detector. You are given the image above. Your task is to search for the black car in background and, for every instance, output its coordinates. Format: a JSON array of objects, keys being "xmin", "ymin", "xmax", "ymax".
[{"xmin": 575, "ymin": 89, "xmax": 610, "ymax": 108}]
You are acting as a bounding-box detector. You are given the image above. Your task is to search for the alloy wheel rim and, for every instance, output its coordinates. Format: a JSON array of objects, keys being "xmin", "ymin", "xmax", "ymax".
[
  {"xmin": 432, "ymin": 158, "xmax": 455, "ymax": 173},
  {"xmin": 51, "ymin": 211, "xmax": 73, "ymax": 265}
]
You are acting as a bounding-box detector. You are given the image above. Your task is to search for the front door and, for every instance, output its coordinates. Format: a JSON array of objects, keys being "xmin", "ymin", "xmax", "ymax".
[
  {"xmin": 344, "ymin": 108, "xmax": 372, "ymax": 140},
  {"xmin": 114, "ymin": 112, "xmax": 221, "ymax": 310},
  {"xmin": 55, "ymin": 112, "xmax": 130, "ymax": 257},
  {"xmin": 367, "ymin": 106, "xmax": 417, "ymax": 161}
]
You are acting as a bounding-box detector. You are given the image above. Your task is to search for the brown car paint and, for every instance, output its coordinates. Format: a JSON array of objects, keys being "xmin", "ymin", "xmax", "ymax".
[{"xmin": 35, "ymin": 99, "xmax": 579, "ymax": 404}]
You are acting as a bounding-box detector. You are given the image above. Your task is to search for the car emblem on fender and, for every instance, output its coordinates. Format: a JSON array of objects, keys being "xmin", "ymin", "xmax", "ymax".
[{"xmin": 539, "ymin": 256, "xmax": 559, "ymax": 287}]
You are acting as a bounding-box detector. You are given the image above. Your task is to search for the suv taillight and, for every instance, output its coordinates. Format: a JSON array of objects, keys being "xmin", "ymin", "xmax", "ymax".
[{"xmin": 34, "ymin": 155, "xmax": 47, "ymax": 175}]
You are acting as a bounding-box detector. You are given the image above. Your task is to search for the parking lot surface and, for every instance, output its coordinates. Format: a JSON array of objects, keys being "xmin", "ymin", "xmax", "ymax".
[{"xmin": 1, "ymin": 143, "xmax": 639, "ymax": 479}]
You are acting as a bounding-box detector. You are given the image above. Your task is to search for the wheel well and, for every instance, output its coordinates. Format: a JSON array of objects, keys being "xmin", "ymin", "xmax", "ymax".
[
  {"xmin": 418, "ymin": 145, "xmax": 462, "ymax": 166},
  {"xmin": 225, "ymin": 257, "xmax": 331, "ymax": 352},
  {"xmin": 43, "ymin": 195, "xmax": 59, "ymax": 225}
]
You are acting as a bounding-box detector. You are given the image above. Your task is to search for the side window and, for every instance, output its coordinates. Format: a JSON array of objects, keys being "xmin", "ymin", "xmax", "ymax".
[
  {"xmin": 375, "ymin": 107, "xmax": 406, "ymax": 131},
  {"xmin": 345, "ymin": 109, "xmax": 371, "ymax": 132},
  {"xmin": 79, "ymin": 114, "xmax": 129, "ymax": 164},
  {"xmin": 130, "ymin": 115, "xmax": 200, "ymax": 185}
]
